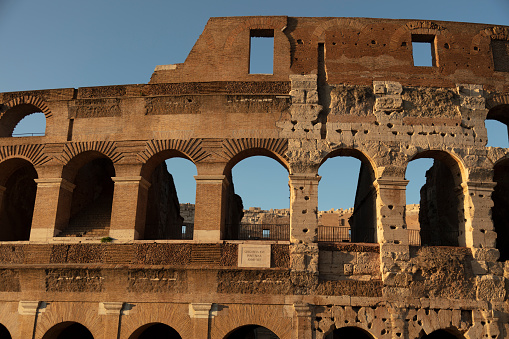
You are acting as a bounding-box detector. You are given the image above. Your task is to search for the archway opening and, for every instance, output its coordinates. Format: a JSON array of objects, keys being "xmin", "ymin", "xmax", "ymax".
[
  {"xmin": 318, "ymin": 153, "xmax": 376, "ymax": 243},
  {"xmin": 226, "ymin": 155, "xmax": 289, "ymax": 241},
  {"xmin": 0, "ymin": 158, "xmax": 38, "ymax": 241},
  {"xmin": 225, "ymin": 325, "xmax": 279, "ymax": 339},
  {"xmin": 492, "ymin": 158, "xmax": 509, "ymax": 261},
  {"xmin": 129, "ymin": 323, "xmax": 182, "ymax": 339},
  {"xmin": 406, "ymin": 152, "xmax": 463, "ymax": 247},
  {"xmin": 0, "ymin": 103, "xmax": 47, "ymax": 137},
  {"xmin": 141, "ymin": 156, "xmax": 196, "ymax": 240},
  {"xmin": 0, "ymin": 323, "xmax": 12, "ymax": 339},
  {"xmin": 42, "ymin": 322, "xmax": 93, "ymax": 339},
  {"xmin": 58, "ymin": 157, "xmax": 115, "ymax": 237},
  {"xmin": 486, "ymin": 104, "xmax": 509, "ymax": 148},
  {"xmin": 12, "ymin": 112, "xmax": 46, "ymax": 137},
  {"xmin": 325, "ymin": 326, "xmax": 374, "ymax": 339},
  {"xmin": 420, "ymin": 329, "xmax": 463, "ymax": 338}
]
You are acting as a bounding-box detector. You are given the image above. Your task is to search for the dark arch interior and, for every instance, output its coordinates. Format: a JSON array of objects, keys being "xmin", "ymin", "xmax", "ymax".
[
  {"xmin": 42, "ymin": 322, "xmax": 93, "ymax": 339},
  {"xmin": 0, "ymin": 323, "xmax": 12, "ymax": 339},
  {"xmin": 407, "ymin": 157, "xmax": 460, "ymax": 246},
  {"xmin": 0, "ymin": 162, "xmax": 38, "ymax": 241},
  {"xmin": 319, "ymin": 154, "xmax": 377, "ymax": 243},
  {"xmin": 421, "ymin": 329, "xmax": 462, "ymax": 338},
  {"xmin": 325, "ymin": 326, "xmax": 374, "ymax": 339},
  {"xmin": 225, "ymin": 325, "xmax": 279, "ymax": 339},
  {"xmin": 492, "ymin": 159, "xmax": 509, "ymax": 261},
  {"xmin": 131, "ymin": 323, "xmax": 182, "ymax": 339},
  {"xmin": 59, "ymin": 157, "xmax": 115, "ymax": 237}
]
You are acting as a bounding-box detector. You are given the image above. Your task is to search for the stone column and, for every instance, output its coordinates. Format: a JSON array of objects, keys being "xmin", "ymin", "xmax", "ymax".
[
  {"xmin": 99, "ymin": 302, "xmax": 123, "ymax": 339},
  {"xmin": 30, "ymin": 178, "xmax": 75, "ymax": 241},
  {"xmin": 463, "ymin": 180, "xmax": 496, "ymax": 249},
  {"xmin": 293, "ymin": 303, "xmax": 313, "ymax": 339},
  {"xmin": 110, "ymin": 176, "xmax": 151, "ymax": 241},
  {"xmin": 289, "ymin": 174, "xmax": 320, "ymax": 276},
  {"xmin": 189, "ymin": 303, "xmax": 214, "ymax": 339},
  {"xmin": 18, "ymin": 301, "xmax": 41, "ymax": 339},
  {"xmin": 374, "ymin": 177, "xmax": 409, "ymax": 246},
  {"xmin": 193, "ymin": 175, "xmax": 228, "ymax": 242}
]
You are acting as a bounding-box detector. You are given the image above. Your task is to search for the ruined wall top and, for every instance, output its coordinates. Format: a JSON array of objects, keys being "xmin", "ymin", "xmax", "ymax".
[{"xmin": 150, "ymin": 16, "xmax": 509, "ymax": 91}]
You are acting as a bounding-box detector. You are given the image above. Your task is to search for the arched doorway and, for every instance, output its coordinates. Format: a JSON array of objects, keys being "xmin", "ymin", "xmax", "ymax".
[
  {"xmin": 225, "ymin": 325, "xmax": 279, "ymax": 339},
  {"xmin": 485, "ymin": 104, "xmax": 509, "ymax": 148},
  {"xmin": 57, "ymin": 152, "xmax": 116, "ymax": 238},
  {"xmin": 11, "ymin": 112, "xmax": 46, "ymax": 137},
  {"xmin": 42, "ymin": 322, "xmax": 93, "ymax": 339},
  {"xmin": 325, "ymin": 326, "xmax": 374, "ymax": 339},
  {"xmin": 0, "ymin": 323, "xmax": 12, "ymax": 339},
  {"xmin": 492, "ymin": 158, "xmax": 509, "ymax": 261},
  {"xmin": 0, "ymin": 158, "xmax": 38, "ymax": 241},
  {"xmin": 405, "ymin": 151, "xmax": 465, "ymax": 246},
  {"xmin": 318, "ymin": 150, "xmax": 377, "ymax": 243},
  {"xmin": 225, "ymin": 154, "xmax": 289, "ymax": 241},
  {"xmin": 0, "ymin": 103, "xmax": 47, "ymax": 137},
  {"xmin": 129, "ymin": 323, "xmax": 182, "ymax": 339}
]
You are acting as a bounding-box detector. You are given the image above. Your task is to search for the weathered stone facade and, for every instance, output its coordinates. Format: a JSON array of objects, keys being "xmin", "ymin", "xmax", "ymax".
[{"xmin": 0, "ymin": 16, "xmax": 508, "ymax": 339}]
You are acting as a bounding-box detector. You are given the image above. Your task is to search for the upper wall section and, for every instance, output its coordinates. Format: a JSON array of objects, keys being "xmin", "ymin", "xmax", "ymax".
[{"xmin": 150, "ymin": 16, "xmax": 509, "ymax": 91}]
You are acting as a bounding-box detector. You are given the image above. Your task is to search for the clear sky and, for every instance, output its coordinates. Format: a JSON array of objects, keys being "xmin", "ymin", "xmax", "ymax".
[{"xmin": 2, "ymin": 0, "xmax": 509, "ymax": 210}]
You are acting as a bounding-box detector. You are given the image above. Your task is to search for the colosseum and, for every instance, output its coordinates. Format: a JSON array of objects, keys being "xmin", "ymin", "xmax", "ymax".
[{"xmin": 0, "ymin": 16, "xmax": 508, "ymax": 339}]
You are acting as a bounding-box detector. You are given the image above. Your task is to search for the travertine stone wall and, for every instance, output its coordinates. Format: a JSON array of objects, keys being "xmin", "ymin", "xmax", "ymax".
[{"xmin": 0, "ymin": 16, "xmax": 508, "ymax": 339}]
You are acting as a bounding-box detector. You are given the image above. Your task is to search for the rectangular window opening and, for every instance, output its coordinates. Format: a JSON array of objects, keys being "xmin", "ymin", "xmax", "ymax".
[
  {"xmin": 491, "ymin": 39, "xmax": 509, "ymax": 72},
  {"xmin": 412, "ymin": 35, "xmax": 436, "ymax": 67},
  {"xmin": 262, "ymin": 229, "xmax": 270, "ymax": 238},
  {"xmin": 249, "ymin": 29, "xmax": 274, "ymax": 74}
]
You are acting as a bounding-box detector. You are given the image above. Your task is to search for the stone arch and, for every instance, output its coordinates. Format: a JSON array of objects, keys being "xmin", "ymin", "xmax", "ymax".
[
  {"xmin": 41, "ymin": 321, "xmax": 94, "ymax": 339},
  {"xmin": 0, "ymin": 157, "xmax": 38, "ymax": 241},
  {"xmin": 0, "ymin": 322, "xmax": 12, "ymax": 339},
  {"xmin": 311, "ymin": 18, "xmax": 367, "ymax": 42},
  {"xmin": 223, "ymin": 324, "xmax": 280, "ymax": 339},
  {"xmin": 485, "ymin": 104, "xmax": 509, "ymax": 147},
  {"xmin": 57, "ymin": 150, "xmax": 116, "ymax": 237},
  {"xmin": 0, "ymin": 96, "xmax": 51, "ymax": 137},
  {"xmin": 139, "ymin": 149, "xmax": 197, "ymax": 240},
  {"xmin": 406, "ymin": 150, "xmax": 467, "ymax": 246},
  {"xmin": 324, "ymin": 326, "xmax": 375, "ymax": 339},
  {"xmin": 319, "ymin": 148, "xmax": 378, "ymax": 243},
  {"xmin": 128, "ymin": 322, "xmax": 183, "ymax": 339},
  {"xmin": 222, "ymin": 138, "xmax": 289, "ymax": 175}
]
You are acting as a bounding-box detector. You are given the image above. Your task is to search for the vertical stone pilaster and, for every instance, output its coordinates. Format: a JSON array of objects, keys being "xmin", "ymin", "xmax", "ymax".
[
  {"xmin": 18, "ymin": 301, "xmax": 43, "ymax": 339},
  {"xmin": 374, "ymin": 177, "xmax": 408, "ymax": 245},
  {"xmin": 30, "ymin": 178, "xmax": 75, "ymax": 241},
  {"xmin": 293, "ymin": 303, "xmax": 312, "ymax": 339},
  {"xmin": 194, "ymin": 175, "xmax": 228, "ymax": 242},
  {"xmin": 189, "ymin": 303, "xmax": 215, "ymax": 339},
  {"xmin": 463, "ymin": 180, "xmax": 496, "ymax": 249},
  {"xmin": 99, "ymin": 302, "xmax": 123, "ymax": 339},
  {"xmin": 110, "ymin": 176, "xmax": 151, "ymax": 241}
]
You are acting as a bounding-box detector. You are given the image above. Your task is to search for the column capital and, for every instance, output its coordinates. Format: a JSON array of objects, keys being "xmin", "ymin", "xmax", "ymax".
[
  {"xmin": 289, "ymin": 173, "xmax": 321, "ymax": 182},
  {"xmin": 293, "ymin": 302, "xmax": 312, "ymax": 317},
  {"xmin": 18, "ymin": 301, "xmax": 43, "ymax": 316},
  {"xmin": 98, "ymin": 302, "xmax": 124, "ymax": 315},
  {"xmin": 189, "ymin": 303, "xmax": 217, "ymax": 319},
  {"xmin": 465, "ymin": 180, "xmax": 497, "ymax": 190},
  {"xmin": 112, "ymin": 176, "xmax": 151, "ymax": 189},
  {"xmin": 34, "ymin": 178, "xmax": 76, "ymax": 192},
  {"xmin": 194, "ymin": 175, "xmax": 229, "ymax": 186},
  {"xmin": 375, "ymin": 178, "xmax": 409, "ymax": 190}
]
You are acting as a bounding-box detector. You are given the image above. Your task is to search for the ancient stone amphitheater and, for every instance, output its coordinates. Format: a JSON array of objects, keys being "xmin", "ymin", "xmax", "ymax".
[{"xmin": 0, "ymin": 16, "xmax": 508, "ymax": 339}]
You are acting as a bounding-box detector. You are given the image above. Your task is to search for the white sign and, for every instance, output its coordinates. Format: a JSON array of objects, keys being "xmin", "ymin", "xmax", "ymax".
[{"xmin": 238, "ymin": 244, "xmax": 271, "ymax": 268}]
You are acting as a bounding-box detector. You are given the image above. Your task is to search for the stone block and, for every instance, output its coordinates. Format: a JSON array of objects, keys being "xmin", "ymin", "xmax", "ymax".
[
  {"xmin": 471, "ymin": 260, "xmax": 488, "ymax": 275},
  {"xmin": 472, "ymin": 248, "xmax": 500, "ymax": 261},
  {"xmin": 476, "ymin": 275, "xmax": 506, "ymax": 301}
]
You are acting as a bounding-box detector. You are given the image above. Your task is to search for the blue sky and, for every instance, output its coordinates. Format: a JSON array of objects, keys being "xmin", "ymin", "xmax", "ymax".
[{"xmin": 2, "ymin": 0, "xmax": 509, "ymax": 210}]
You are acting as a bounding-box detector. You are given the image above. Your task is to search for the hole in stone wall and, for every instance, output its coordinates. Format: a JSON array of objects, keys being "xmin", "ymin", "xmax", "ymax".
[
  {"xmin": 491, "ymin": 39, "xmax": 509, "ymax": 72},
  {"xmin": 11, "ymin": 112, "xmax": 46, "ymax": 137},
  {"xmin": 249, "ymin": 29, "xmax": 274, "ymax": 74},
  {"xmin": 412, "ymin": 34, "xmax": 436, "ymax": 67}
]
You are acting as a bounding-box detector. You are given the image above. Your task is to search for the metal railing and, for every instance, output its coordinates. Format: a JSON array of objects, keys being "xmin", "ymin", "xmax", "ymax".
[
  {"xmin": 408, "ymin": 229, "xmax": 460, "ymax": 246},
  {"xmin": 317, "ymin": 226, "xmax": 351, "ymax": 242},
  {"xmin": 237, "ymin": 223, "xmax": 289, "ymax": 241},
  {"xmin": 11, "ymin": 132, "xmax": 45, "ymax": 137}
]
